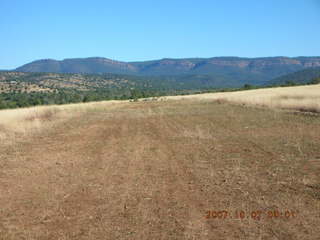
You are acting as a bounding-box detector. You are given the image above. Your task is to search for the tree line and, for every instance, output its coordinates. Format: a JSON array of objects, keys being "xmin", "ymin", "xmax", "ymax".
[{"xmin": 1, "ymin": 77, "xmax": 319, "ymax": 110}]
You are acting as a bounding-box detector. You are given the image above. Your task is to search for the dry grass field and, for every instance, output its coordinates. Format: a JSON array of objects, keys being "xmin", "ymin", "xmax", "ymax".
[
  {"xmin": 161, "ymin": 84, "xmax": 320, "ymax": 113},
  {"xmin": 0, "ymin": 86, "xmax": 320, "ymax": 239}
]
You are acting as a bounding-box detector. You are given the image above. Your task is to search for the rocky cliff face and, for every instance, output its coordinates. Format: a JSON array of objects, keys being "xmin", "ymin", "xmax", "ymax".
[{"xmin": 196, "ymin": 57, "xmax": 320, "ymax": 69}]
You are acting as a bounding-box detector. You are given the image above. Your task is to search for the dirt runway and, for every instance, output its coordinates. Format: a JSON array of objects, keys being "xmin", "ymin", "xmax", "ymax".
[{"xmin": 1, "ymin": 100, "xmax": 319, "ymax": 239}]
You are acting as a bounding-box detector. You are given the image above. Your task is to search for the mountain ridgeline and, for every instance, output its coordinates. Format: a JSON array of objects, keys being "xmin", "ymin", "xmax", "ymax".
[
  {"xmin": 2, "ymin": 61, "xmax": 320, "ymax": 110},
  {"xmin": 16, "ymin": 57, "xmax": 320, "ymax": 86}
]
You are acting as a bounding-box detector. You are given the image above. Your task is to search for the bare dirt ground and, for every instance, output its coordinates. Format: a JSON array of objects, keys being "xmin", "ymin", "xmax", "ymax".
[{"xmin": 0, "ymin": 100, "xmax": 320, "ymax": 239}]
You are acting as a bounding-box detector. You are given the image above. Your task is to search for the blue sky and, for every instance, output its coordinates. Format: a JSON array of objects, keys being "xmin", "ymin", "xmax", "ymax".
[{"xmin": 0, "ymin": 0, "xmax": 319, "ymax": 69}]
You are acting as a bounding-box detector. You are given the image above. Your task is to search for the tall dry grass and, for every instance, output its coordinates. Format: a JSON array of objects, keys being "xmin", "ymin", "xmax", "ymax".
[
  {"xmin": 0, "ymin": 100, "xmax": 127, "ymax": 144},
  {"xmin": 0, "ymin": 106, "xmax": 60, "ymax": 143},
  {"xmin": 160, "ymin": 84, "xmax": 320, "ymax": 113}
]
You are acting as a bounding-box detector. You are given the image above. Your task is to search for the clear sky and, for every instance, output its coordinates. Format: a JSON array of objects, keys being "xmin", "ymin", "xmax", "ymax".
[{"xmin": 1, "ymin": 0, "xmax": 319, "ymax": 69}]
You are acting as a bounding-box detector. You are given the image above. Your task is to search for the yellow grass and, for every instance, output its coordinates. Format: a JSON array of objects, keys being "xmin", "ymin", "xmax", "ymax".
[
  {"xmin": 160, "ymin": 84, "xmax": 320, "ymax": 113},
  {"xmin": 0, "ymin": 100, "xmax": 127, "ymax": 143}
]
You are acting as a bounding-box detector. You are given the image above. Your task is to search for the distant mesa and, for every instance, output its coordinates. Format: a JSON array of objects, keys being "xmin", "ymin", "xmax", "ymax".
[{"xmin": 14, "ymin": 56, "xmax": 320, "ymax": 84}]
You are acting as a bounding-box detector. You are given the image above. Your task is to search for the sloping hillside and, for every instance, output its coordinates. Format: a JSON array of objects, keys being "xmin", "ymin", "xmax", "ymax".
[
  {"xmin": 268, "ymin": 67, "xmax": 320, "ymax": 85},
  {"xmin": 0, "ymin": 71, "xmax": 249, "ymax": 94},
  {"xmin": 0, "ymin": 71, "xmax": 138, "ymax": 92}
]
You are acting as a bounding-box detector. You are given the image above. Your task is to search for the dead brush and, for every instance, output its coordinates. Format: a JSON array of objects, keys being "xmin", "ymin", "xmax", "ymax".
[
  {"xmin": 296, "ymin": 106, "xmax": 320, "ymax": 114},
  {"xmin": 215, "ymin": 98, "xmax": 227, "ymax": 104},
  {"xmin": 24, "ymin": 108, "xmax": 59, "ymax": 122},
  {"xmin": 0, "ymin": 124, "xmax": 7, "ymax": 140}
]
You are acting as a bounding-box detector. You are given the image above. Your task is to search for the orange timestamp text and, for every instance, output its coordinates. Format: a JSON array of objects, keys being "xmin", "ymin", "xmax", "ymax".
[{"xmin": 205, "ymin": 210, "xmax": 297, "ymax": 220}]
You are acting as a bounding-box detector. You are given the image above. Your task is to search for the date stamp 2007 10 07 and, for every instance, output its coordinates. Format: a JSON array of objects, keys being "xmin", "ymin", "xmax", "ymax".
[{"xmin": 205, "ymin": 210, "xmax": 298, "ymax": 220}]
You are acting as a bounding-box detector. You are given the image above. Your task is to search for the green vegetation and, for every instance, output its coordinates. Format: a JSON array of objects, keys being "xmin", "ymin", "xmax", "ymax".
[
  {"xmin": 1, "ymin": 67, "xmax": 320, "ymax": 110},
  {"xmin": 268, "ymin": 67, "xmax": 320, "ymax": 86},
  {"xmin": 0, "ymin": 71, "xmax": 243, "ymax": 109},
  {"xmin": 309, "ymin": 77, "xmax": 320, "ymax": 85},
  {"xmin": 0, "ymin": 84, "xmax": 265, "ymax": 110}
]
